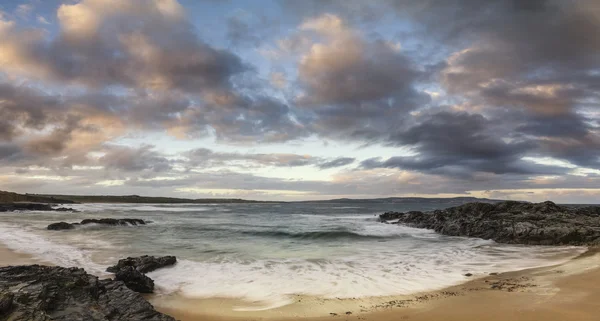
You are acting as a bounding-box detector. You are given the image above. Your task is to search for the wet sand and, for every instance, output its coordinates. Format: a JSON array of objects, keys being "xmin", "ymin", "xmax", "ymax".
[{"xmin": 1, "ymin": 242, "xmax": 599, "ymax": 321}]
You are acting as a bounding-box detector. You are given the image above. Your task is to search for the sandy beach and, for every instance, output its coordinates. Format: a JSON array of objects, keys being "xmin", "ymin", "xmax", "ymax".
[
  {"xmin": 2, "ymin": 242, "xmax": 598, "ymax": 321},
  {"xmin": 157, "ymin": 247, "xmax": 600, "ymax": 321}
]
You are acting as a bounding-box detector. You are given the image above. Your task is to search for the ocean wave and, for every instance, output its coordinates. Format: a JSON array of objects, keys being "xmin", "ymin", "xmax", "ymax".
[
  {"xmin": 239, "ymin": 229, "xmax": 387, "ymax": 240},
  {"xmin": 68, "ymin": 203, "xmax": 212, "ymax": 212},
  {"xmin": 148, "ymin": 244, "xmax": 585, "ymax": 310}
]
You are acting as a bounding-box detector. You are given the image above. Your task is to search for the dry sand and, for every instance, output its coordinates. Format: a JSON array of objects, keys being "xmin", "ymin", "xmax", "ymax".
[{"xmin": 1, "ymin": 242, "xmax": 599, "ymax": 321}]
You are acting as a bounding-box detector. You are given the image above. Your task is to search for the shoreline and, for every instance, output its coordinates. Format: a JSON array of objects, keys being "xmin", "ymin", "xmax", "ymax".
[
  {"xmin": 156, "ymin": 247, "xmax": 600, "ymax": 321},
  {"xmin": 1, "ymin": 241, "xmax": 598, "ymax": 321}
]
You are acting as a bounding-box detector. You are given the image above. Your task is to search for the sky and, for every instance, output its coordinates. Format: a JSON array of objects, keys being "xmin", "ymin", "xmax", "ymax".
[{"xmin": 0, "ymin": 0, "xmax": 599, "ymax": 203}]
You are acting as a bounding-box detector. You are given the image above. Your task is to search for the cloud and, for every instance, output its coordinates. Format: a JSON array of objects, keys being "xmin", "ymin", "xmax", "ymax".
[
  {"xmin": 318, "ymin": 157, "xmax": 355, "ymax": 169},
  {"xmin": 15, "ymin": 4, "xmax": 34, "ymax": 19},
  {"xmin": 99, "ymin": 145, "xmax": 172, "ymax": 173},
  {"xmin": 36, "ymin": 15, "xmax": 49, "ymax": 25},
  {"xmin": 357, "ymin": 111, "xmax": 551, "ymax": 176},
  {"xmin": 292, "ymin": 14, "xmax": 430, "ymax": 140},
  {"xmin": 1, "ymin": 0, "xmax": 246, "ymax": 94},
  {"xmin": 185, "ymin": 148, "xmax": 354, "ymax": 170},
  {"xmin": 0, "ymin": 0, "xmax": 599, "ymax": 201}
]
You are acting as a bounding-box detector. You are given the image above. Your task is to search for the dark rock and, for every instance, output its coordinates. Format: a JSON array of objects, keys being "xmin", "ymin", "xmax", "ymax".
[
  {"xmin": 379, "ymin": 201, "xmax": 600, "ymax": 246},
  {"xmin": 47, "ymin": 218, "xmax": 147, "ymax": 230},
  {"xmin": 115, "ymin": 266, "xmax": 154, "ymax": 293},
  {"xmin": 464, "ymin": 273, "xmax": 473, "ymax": 277},
  {"xmin": 54, "ymin": 207, "xmax": 79, "ymax": 212},
  {"xmin": 107, "ymin": 255, "xmax": 177, "ymax": 274},
  {"xmin": 0, "ymin": 265, "xmax": 174, "ymax": 321},
  {"xmin": 0, "ymin": 292, "xmax": 13, "ymax": 315},
  {"xmin": 80, "ymin": 218, "xmax": 146, "ymax": 226},
  {"xmin": 0, "ymin": 203, "xmax": 77, "ymax": 212},
  {"xmin": 47, "ymin": 222, "xmax": 75, "ymax": 230}
]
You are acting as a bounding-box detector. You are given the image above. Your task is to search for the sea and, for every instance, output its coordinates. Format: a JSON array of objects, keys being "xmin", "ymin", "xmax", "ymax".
[{"xmin": 0, "ymin": 202, "xmax": 586, "ymax": 310}]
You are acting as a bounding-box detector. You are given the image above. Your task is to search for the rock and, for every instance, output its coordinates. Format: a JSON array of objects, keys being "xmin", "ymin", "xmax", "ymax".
[
  {"xmin": 0, "ymin": 203, "xmax": 77, "ymax": 212},
  {"xmin": 115, "ymin": 266, "xmax": 154, "ymax": 293},
  {"xmin": 107, "ymin": 255, "xmax": 177, "ymax": 274},
  {"xmin": 464, "ymin": 273, "xmax": 473, "ymax": 277},
  {"xmin": 379, "ymin": 201, "xmax": 600, "ymax": 246},
  {"xmin": 47, "ymin": 222, "xmax": 75, "ymax": 230},
  {"xmin": 47, "ymin": 218, "xmax": 147, "ymax": 230},
  {"xmin": 0, "ymin": 265, "xmax": 174, "ymax": 321},
  {"xmin": 0, "ymin": 292, "xmax": 13, "ymax": 314},
  {"xmin": 55, "ymin": 207, "xmax": 79, "ymax": 212},
  {"xmin": 80, "ymin": 218, "xmax": 146, "ymax": 226}
]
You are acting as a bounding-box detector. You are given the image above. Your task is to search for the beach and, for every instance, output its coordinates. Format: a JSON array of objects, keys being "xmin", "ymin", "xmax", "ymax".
[
  {"xmin": 2, "ymin": 201, "xmax": 599, "ymax": 320},
  {"xmin": 1, "ymin": 242, "xmax": 599, "ymax": 321}
]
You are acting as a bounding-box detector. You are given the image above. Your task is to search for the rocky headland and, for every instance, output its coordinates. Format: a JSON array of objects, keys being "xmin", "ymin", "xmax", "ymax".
[{"xmin": 379, "ymin": 201, "xmax": 600, "ymax": 246}]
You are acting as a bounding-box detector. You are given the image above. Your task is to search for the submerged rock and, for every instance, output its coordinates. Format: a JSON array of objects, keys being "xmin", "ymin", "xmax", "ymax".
[
  {"xmin": 115, "ymin": 266, "xmax": 155, "ymax": 293},
  {"xmin": 107, "ymin": 255, "xmax": 177, "ymax": 274},
  {"xmin": 80, "ymin": 218, "xmax": 146, "ymax": 226},
  {"xmin": 379, "ymin": 201, "xmax": 600, "ymax": 246},
  {"xmin": 46, "ymin": 218, "xmax": 147, "ymax": 230},
  {"xmin": 0, "ymin": 265, "xmax": 174, "ymax": 321},
  {"xmin": 47, "ymin": 222, "xmax": 75, "ymax": 230}
]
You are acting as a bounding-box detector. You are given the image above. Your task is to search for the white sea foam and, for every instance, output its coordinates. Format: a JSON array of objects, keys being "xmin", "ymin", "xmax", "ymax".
[
  {"xmin": 0, "ymin": 223, "xmax": 106, "ymax": 274},
  {"xmin": 69, "ymin": 203, "xmax": 210, "ymax": 212},
  {"xmin": 149, "ymin": 245, "xmax": 585, "ymax": 310}
]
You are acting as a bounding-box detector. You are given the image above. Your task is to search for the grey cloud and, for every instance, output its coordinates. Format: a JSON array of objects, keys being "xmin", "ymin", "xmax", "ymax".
[
  {"xmin": 369, "ymin": 111, "xmax": 544, "ymax": 176},
  {"xmin": 99, "ymin": 145, "xmax": 172, "ymax": 173},
  {"xmin": 186, "ymin": 148, "xmax": 357, "ymax": 170},
  {"xmin": 185, "ymin": 148, "xmax": 316, "ymax": 168},
  {"xmin": 0, "ymin": 144, "xmax": 25, "ymax": 164},
  {"xmin": 318, "ymin": 157, "xmax": 355, "ymax": 169},
  {"xmin": 178, "ymin": 95, "xmax": 308, "ymax": 143},
  {"xmin": 294, "ymin": 16, "xmax": 431, "ymax": 141}
]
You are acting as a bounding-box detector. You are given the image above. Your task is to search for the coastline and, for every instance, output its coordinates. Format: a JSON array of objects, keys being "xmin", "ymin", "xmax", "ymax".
[
  {"xmin": 155, "ymin": 247, "xmax": 600, "ymax": 321},
  {"xmin": 3, "ymin": 241, "xmax": 597, "ymax": 321}
]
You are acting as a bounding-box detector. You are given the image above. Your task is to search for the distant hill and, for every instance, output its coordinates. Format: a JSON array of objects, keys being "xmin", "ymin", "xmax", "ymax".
[
  {"xmin": 301, "ymin": 197, "xmax": 506, "ymax": 205},
  {"xmin": 0, "ymin": 191, "xmax": 76, "ymax": 204},
  {"xmin": 1, "ymin": 190, "xmax": 506, "ymax": 205}
]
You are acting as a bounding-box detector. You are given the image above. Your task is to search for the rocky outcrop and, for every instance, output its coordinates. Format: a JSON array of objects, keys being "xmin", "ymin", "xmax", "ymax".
[
  {"xmin": 106, "ymin": 256, "xmax": 177, "ymax": 293},
  {"xmin": 0, "ymin": 265, "xmax": 175, "ymax": 321},
  {"xmin": 115, "ymin": 266, "xmax": 155, "ymax": 293},
  {"xmin": 107, "ymin": 255, "xmax": 177, "ymax": 274},
  {"xmin": 0, "ymin": 203, "xmax": 77, "ymax": 212},
  {"xmin": 47, "ymin": 218, "xmax": 147, "ymax": 230},
  {"xmin": 379, "ymin": 201, "xmax": 600, "ymax": 246}
]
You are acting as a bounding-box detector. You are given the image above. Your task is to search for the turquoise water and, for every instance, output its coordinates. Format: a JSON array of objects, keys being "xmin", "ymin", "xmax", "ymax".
[{"xmin": 0, "ymin": 202, "xmax": 585, "ymax": 309}]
